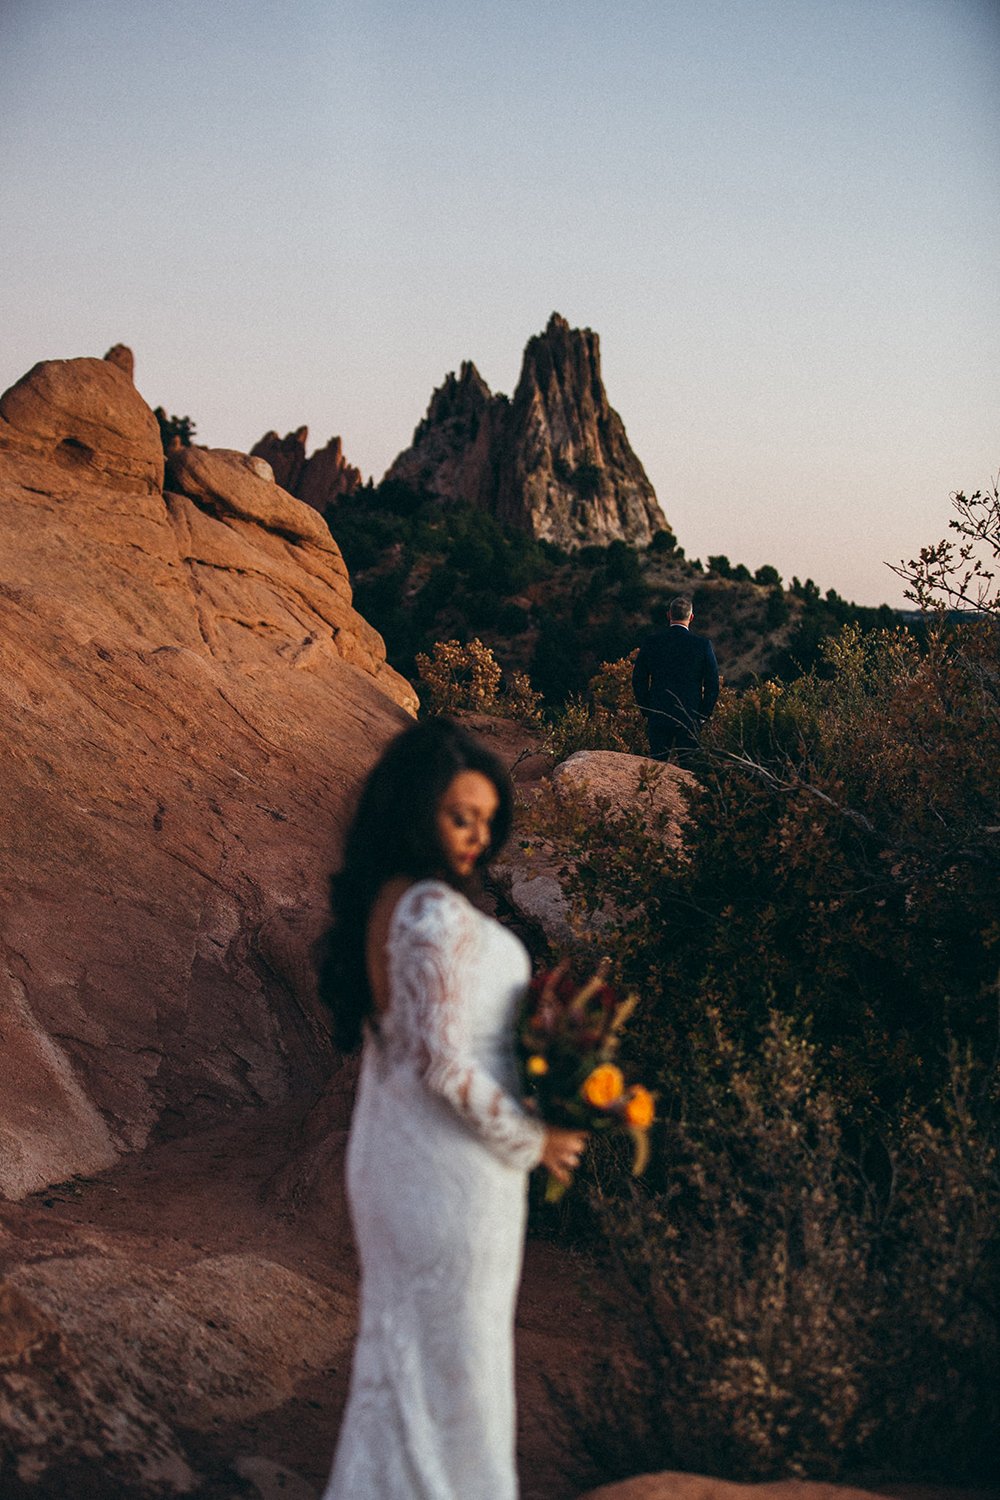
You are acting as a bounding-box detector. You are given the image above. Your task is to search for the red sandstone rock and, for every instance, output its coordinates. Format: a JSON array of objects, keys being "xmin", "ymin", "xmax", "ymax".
[
  {"xmin": 0, "ymin": 356, "xmax": 163, "ymax": 494},
  {"xmin": 103, "ymin": 342, "xmax": 135, "ymax": 380},
  {"xmin": 297, "ymin": 434, "xmax": 362, "ymax": 512},
  {"xmin": 251, "ymin": 429, "xmax": 364, "ymax": 514},
  {"xmin": 167, "ymin": 443, "xmax": 337, "ymax": 550},
  {"xmin": 578, "ymin": 1475, "xmax": 897, "ymax": 1500},
  {"xmin": 0, "ymin": 1280, "xmax": 195, "ymax": 1493},
  {"xmin": 0, "ymin": 352, "xmax": 416, "ymax": 1201},
  {"xmin": 250, "ymin": 426, "xmax": 309, "ymax": 493}
]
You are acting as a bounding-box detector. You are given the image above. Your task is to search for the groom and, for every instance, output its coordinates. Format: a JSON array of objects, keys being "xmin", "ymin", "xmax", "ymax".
[{"xmin": 631, "ymin": 595, "xmax": 720, "ymax": 759}]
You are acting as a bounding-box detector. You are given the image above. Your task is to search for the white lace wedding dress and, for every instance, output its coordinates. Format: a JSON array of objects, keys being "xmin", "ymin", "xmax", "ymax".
[{"xmin": 322, "ymin": 879, "xmax": 546, "ymax": 1500}]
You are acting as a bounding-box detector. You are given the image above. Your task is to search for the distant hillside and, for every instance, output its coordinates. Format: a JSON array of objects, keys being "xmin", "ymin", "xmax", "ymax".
[{"xmin": 326, "ymin": 481, "xmax": 901, "ymax": 705}]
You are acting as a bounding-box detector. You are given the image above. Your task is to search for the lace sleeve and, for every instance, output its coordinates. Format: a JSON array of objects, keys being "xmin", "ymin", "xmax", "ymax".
[{"xmin": 389, "ymin": 882, "xmax": 546, "ymax": 1171}]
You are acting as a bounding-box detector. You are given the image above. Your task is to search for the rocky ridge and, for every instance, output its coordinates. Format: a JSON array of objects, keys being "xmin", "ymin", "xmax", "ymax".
[
  {"xmin": 250, "ymin": 427, "xmax": 362, "ymax": 513},
  {"xmin": 0, "ymin": 345, "xmax": 414, "ymax": 1202},
  {"xmin": 385, "ymin": 313, "xmax": 669, "ymax": 550}
]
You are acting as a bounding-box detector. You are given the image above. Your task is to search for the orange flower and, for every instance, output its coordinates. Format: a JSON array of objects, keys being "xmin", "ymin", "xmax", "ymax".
[
  {"xmin": 623, "ymin": 1085, "xmax": 655, "ymax": 1129},
  {"xmin": 526, "ymin": 1054, "xmax": 549, "ymax": 1076},
  {"xmin": 582, "ymin": 1063, "xmax": 625, "ymax": 1108}
]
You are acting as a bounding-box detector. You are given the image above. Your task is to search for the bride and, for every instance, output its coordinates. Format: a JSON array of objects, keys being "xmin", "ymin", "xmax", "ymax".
[{"xmin": 319, "ymin": 716, "xmax": 586, "ymax": 1500}]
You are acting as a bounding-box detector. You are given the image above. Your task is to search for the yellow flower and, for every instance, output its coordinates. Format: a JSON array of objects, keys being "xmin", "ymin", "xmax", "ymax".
[
  {"xmin": 526, "ymin": 1055, "xmax": 549, "ymax": 1077},
  {"xmin": 623, "ymin": 1085, "xmax": 655, "ymax": 1129},
  {"xmin": 582, "ymin": 1063, "xmax": 625, "ymax": 1108}
]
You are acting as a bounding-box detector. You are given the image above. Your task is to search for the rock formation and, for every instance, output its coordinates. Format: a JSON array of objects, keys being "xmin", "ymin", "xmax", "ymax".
[
  {"xmin": 0, "ymin": 350, "xmax": 415, "ymax": 1202},
  {"xmin": 383, "ymin": 361, "xmax": 504, "ymax": 511},
  {"xmin": 384, "ymin": 313, "xmax": 669, "ymax": 550},
  {"xmin": 251, "ymin": 427, "xmax": 363, "ymax": 514},
  {"xmin": 497, "ymin": 314, "xmax": 667, "ymax": 548},
  {"xmin": 103, "ymin": 342, "xmax": 135, "ymax": 380},
  {"xmin": 250, "ymin": 425, "xmax": 309, "ymax": 492}
]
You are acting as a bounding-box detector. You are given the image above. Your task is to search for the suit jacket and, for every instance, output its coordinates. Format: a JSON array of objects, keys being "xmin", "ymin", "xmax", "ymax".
[{"xmin": 631, "ymin": 625, "xmax": 720, "ymax": 730}]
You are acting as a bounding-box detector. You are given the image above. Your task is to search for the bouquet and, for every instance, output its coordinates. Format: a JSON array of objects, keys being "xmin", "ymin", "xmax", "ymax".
[{"xmin": 518, "ymin": 960, "xmax": 655, "ymax": 1201}]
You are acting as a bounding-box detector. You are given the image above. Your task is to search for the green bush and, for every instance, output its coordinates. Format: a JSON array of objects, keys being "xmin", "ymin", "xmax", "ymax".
[
  {"xmin": 497, "ymin": 600, "xmax": 531, "ymax": 634},
  {"xmin": 542, "ymin": 653, "xmax": 647, "ymax": 759},
  {"xmin": 154, "ymin": 407, "xmax": 195, "ymax": 450},
  {"xmin": 564, "ymin": 1015, "xmax": 999, "ymax": 1486},
  {"xmin": 526, "ymin": 603, "xmax": 1000, "ymax": 1483}
]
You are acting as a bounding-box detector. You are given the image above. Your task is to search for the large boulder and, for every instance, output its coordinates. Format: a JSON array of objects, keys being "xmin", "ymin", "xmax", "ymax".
[
  {"xmin": 0, "ymin": 353, "xmax": 415, "ymax": 1200},
  {"xmin": 0, "ymin": 1281, "xmax": 195, "ymax": 1496},
  {"xmin": 0, "ymin": 356, "xmax": 163, "ymax": 495},
  {"xmin": 0, "ymin": 1238, "xmax": 352, "ymax": 1497},
  {"xmin": 578, "ymin": 1476, "xmax": 895, "ymax": 1500},
  {"xmin": 494, "ymin": 750, "xmax": 694, "ymax": 950}
]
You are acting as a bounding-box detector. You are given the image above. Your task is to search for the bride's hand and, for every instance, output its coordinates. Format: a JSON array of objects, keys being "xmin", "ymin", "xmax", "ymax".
[{"xmin": 541, "ymin": 1127, "xmax": 587, "ymax": 1184}]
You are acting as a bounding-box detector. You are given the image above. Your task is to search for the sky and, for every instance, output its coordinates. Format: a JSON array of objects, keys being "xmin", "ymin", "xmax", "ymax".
[{"xmin": 2, "ymin": 0, "xmax": 997, "ymax": 607}]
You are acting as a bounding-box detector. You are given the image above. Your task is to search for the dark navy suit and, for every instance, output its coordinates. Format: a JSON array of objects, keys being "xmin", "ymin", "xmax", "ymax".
[{"xmin": 631, "ymin": 623, "xmax": 720, "ymax": 757}]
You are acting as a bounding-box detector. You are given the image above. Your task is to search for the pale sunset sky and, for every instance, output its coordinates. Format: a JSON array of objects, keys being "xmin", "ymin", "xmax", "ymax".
[{"xmin": 2, "ymin": 0, "xmax": 997, "ymax": 605}]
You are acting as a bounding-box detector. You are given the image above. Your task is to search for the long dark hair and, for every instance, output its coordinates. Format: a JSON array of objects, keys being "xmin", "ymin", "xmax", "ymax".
[{"xmin": 318, "ymin": 716, "xmax": 514, "ymax": 1052}]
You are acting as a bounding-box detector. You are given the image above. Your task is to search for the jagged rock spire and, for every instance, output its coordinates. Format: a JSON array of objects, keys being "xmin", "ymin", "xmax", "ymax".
[{"xmin": 382, "ymin": 314, "xmax": 669, "ymax": 549}]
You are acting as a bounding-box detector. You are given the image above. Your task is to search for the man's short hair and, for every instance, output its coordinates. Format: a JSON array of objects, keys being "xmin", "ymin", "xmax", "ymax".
[{"xmin": 669, "ymin": 595, "xmax": 693, "ymax": 621}]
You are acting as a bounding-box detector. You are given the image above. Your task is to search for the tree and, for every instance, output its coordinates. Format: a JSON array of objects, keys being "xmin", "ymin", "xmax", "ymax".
[
  {"xmin": 153, "ymin": 407, "xmax": 195, "ymax": 451},
  {"xmin": 889, "ymin": 481, "xmax": 999, "ymax": 615}
]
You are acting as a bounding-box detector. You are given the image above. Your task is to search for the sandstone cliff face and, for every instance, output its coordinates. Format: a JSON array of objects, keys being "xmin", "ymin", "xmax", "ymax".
[
  {"xmin": 251, "ymin": 427, "xmax": 362, "ymax": 514},
  {"xmin": 384, "ymin": 314, "xmax": 669, "ymax": 550},
  {"xmin": 0, "ymin": 351, "xmax": 414, "ymax": 1201}
]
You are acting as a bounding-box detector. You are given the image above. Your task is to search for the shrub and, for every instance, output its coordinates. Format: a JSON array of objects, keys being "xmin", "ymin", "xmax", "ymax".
[
  {"xmin": 154, "ymin": 407, "xmax": 195, "ymax": 450},
  {"xmin": 564, "ymin": 1015, "xmax": 999, "ymax": 1486},
  {"xmin": 573, "ymin": 460, "xmax": 603, "ymax": 499},
  {"xmin": 524, "ymin": 552, "xmax": 1000, "ymax": 1482},
  {"xmin": 414, "ymin": 639, "xmax": 544, "ymax": 725},
  {"xmin": 532, "ymin": 612, "xmax": 590, "ymax": 703},
  {"xmin": 496, "ymin": 600, "xmax": 531, "ymax": 634},
  {"xmin": 765, "ymin": 586, "xmax": 790, "ymax": 628},
  {"xmin": 415, "ymin": 638, "xmax": 503, "ymax": 714},
  {"xmin": 542, "ymin": 653, "xmax": 647, "ymax": 758},
  {"xmin": 503, "ymin": 668, "xmax": 544, "ymax": 726}
]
